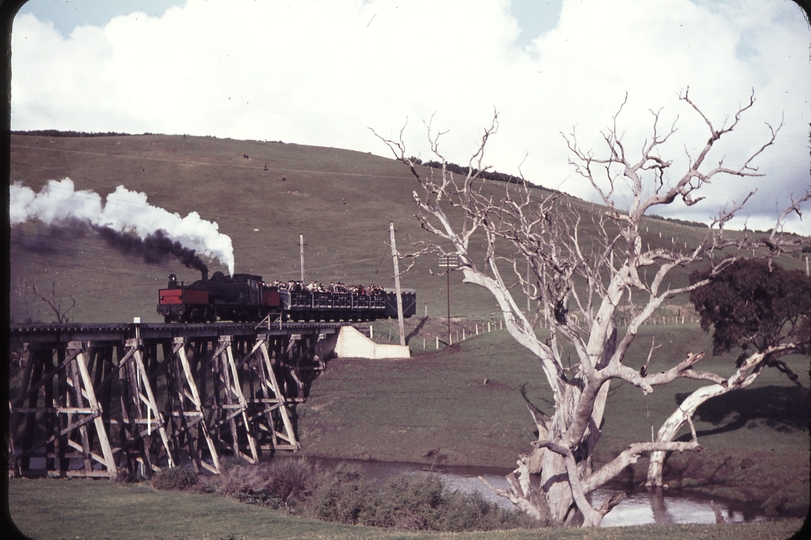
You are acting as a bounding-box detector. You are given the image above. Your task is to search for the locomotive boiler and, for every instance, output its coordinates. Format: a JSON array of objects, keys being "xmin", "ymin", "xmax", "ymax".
[{"xmin": 157, "ymin": 270, "xmax": 416, "ymax": 323}]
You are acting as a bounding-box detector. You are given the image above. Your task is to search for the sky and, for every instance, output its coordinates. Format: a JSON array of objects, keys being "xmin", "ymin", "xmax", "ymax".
[{"xmin": 10, "ymin": 0, "xmax": 811, "ymax": 234}]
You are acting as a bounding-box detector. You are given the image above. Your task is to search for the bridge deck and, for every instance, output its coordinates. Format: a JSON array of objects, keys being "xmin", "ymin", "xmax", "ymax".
[{"xmin": 10, "ymin": 321, "xmax": 356, "ymax": 343}]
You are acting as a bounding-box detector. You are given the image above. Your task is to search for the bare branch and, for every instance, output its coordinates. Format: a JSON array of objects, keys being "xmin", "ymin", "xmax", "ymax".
[
  {"xmin": 373, "ymin": 90, "xmax": 807, "ymax": 526},
  {"xmin": 32, "ymin": 281, "xmax": 76, "ymax": 324}
]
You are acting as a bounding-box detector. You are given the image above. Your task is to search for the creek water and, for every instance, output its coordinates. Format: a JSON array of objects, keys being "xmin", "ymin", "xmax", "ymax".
[{"xmin": 301, "ymin": 457, "xmax": 768, "ymax": 527}]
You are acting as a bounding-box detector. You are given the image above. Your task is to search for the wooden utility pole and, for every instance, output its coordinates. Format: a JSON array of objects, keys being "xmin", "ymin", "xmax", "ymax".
[
  {"xmin": 389, "ymin": 222, "xmax": 406, "ymax": 346},
  {"xmin": 439, "ymin": 254, "xmax": 457, "ymax": 346},
  {"xmin": 299, "ymin": 235, "xmax": 306, "ymax": 282}
]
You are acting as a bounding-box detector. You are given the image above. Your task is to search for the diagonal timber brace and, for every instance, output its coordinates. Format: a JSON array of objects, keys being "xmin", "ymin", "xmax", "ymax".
[
  {"xmin": 9, "ymin": 342, "xmax": 118, "ymax": 479},
  {"xmin": 9, "ymin": 323, "xmax": 333, "ymax": 479}
]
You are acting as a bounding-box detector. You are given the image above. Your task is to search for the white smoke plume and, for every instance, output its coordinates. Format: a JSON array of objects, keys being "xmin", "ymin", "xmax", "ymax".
[{"xmin": 10, "ymin": 178, "xmax": 235, "ymax": 275}]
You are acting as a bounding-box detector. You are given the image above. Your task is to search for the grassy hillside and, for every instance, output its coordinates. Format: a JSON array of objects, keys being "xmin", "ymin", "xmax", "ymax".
[
  {"xmin": 8, "ymin": 132, "xmax": 808, "ymax": 323},
  {"xmin": 7, "ymin": 133, "xmax": 809, "ymax": 536}
]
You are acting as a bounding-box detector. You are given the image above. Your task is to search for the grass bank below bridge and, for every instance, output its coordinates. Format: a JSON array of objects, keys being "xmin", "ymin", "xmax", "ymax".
[{"xmin": 7, "ymin": 477, "xmax": 806, "ymax": 540}]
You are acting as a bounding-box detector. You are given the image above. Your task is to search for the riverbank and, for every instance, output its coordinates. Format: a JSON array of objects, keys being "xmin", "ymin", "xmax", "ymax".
[
  {"xmin": 295, "ymin": 325, "xmax": 809, "ymax": 517},
  {"xmin": 7, "ymin": 476, "xmax": 806, "ymax": 540},
  {"xmin": 6, "ymin": 325, "xmax": 808, "ymax": 538}
]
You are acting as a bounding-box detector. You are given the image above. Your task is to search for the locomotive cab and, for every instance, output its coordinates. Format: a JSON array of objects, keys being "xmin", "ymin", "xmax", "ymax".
[{"xmin": 158, "ymin": 272, "xmax": 212, "ymax": 323}]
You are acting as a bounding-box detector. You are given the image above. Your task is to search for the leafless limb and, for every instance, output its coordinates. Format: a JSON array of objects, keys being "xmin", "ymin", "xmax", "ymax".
[
  {"xmin": 372, "ymin": 91, "xmax": 808, "ymax": 526},
  {"xmin": 31, "ymin": 281, "xmax": 76, "ymax": 324}
]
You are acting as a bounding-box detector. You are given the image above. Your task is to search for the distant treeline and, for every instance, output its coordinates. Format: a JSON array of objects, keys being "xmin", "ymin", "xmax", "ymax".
[
  {"xmin": 13, "ymin": 130, "xmax": 133, "ymax": 138},
  {"xmin": 413, "ymin": 157, "xmax": 554, "ymax": 193},
  {"xmin": 646, "ymin": 213, "xmax": 704, "ymax": 228},
  {"xmin": 414, "ymin": 157, "xmax": 740, "ymax": 231},
  {"xmin": 646, "ymin": 213, "xmax": 805, "ymax": 235}
]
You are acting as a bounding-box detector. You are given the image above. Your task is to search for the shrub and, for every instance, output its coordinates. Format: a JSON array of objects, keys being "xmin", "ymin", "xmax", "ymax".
[
  {"xmin": 307, "ymin": 464, "xmax": 380, "ymax": 524},
  {"xmin": 217, "ymin": 462, "xmax": 538, "ymax": 531},
  {"xmin": 265, "ymin": 458, "xmax": 322, "ymax": 504},
  {"xmin": 375, "ymin": 473, "xmax": 538, "ymax": 531},
  {"xmin": 309, "ymin": 469, "xmax": 538, "ymax": 531},
  {"xmin": 374, "ymin": 474, "xmax": 444, "ymax": 529},
  {"xmin": 151, "ymin": 466, "xmax": 198, "ymax": 490},
  {"xmin": 218, "ymin": 459, "xmax": 324, "ymax": 509}
]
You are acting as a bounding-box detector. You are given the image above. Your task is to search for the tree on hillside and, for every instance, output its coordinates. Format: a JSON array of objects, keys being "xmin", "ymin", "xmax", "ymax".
[
  {"xmin": 14, "ymin": 279, "xmax": 76, "ymax": 324},
  {"xmin": 691, "ymin": 259, "xmax": 810, "ymax": 358},
  {"xmin": 372, "ymin": 90, "xmax": 810, "ymax": 527},
  {"xmin": 646, "ymin": 259, "xmax": 810, "ymax": 486}
]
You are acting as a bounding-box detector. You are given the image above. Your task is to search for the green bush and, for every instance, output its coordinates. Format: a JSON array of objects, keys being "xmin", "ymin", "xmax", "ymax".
[
  {"xmin": 151, "ymin": 466, "xmax": 198, "ymax": 490},
  {"xmin": 265, "ymin": 458, "xmax": 321, "ymax": 504},
  {"xmin": 218, "ymin": 461, "xmax": 538, "ymax": 531},
  {"xmin": 376, "ymin": 473, "xmax": 538, "ymax": 531},
  {"xmin": 219, "ymin": 458, "xmax": 324, "ymax": 509},
  {"xmin": 373, "ymin": 474, "xmax": 444, "ymax": 529},
  {"xmin": 308, "ymin": 468, "xmax": 538, "ymax": 531},
  {"xmin": 307, "ymin": 464, "xmax": 380, "ymax": 524}
]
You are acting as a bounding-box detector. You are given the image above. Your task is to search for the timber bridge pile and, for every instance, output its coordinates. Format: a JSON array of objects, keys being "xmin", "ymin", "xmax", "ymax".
[{"xmin": 8, "ymin": 321, "xmax": 349, "ymax": 480}]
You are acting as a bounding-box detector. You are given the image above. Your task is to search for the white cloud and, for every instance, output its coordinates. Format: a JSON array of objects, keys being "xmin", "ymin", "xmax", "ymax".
[{"xmin": 11, "ymin": 0, "xmax": 811, "ymax": 233}]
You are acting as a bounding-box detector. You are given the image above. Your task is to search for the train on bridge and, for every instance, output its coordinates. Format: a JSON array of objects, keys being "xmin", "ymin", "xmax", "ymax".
[{"xmin": 158, "ymin": 270, "xmax": 417, "ymax": 323}]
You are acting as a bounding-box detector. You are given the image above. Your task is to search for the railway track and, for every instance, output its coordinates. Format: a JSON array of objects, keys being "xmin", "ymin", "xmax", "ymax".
[{"xmin": 9, "ymin": 320, "xmax": 363, "ymax": 343}]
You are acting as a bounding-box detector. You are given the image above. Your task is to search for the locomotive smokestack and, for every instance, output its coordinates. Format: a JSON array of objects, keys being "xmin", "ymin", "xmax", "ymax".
[{"xmin": 202, "ymin": 268, "xmax": 209, "ymax": 281}]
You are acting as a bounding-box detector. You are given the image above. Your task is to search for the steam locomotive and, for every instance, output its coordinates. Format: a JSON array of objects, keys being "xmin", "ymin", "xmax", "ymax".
[{"xmin": 157, "ymin": 270, "xmax": 417, "ymax": 323}]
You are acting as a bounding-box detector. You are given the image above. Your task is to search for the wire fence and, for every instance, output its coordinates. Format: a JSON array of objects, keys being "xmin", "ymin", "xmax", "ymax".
[{"xmin": 371, "ymin": 313, "xmax": 702, "ymax": 351}]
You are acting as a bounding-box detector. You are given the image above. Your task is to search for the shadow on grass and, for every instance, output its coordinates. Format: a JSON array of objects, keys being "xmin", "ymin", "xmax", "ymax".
[
  {"xmin": 404, "ymin": 316, "xmax": 429, "ymax": 345},
  {"xmin": 675, "ymin": 385, "xmax": 810, "ymax": 439}
]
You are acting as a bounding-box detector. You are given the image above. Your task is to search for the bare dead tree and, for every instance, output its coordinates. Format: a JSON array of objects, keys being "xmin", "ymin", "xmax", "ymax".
[
  {"xmin": 31, "ymin": 281, "xmax": 77, "ymax": 324},
  {"xmin": 372, "ymin": 90, "xmax": 809, "ymax": 527}
]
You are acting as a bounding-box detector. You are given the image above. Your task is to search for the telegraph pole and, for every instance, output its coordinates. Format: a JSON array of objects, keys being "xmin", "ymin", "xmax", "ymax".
[
  {"xmin": 299, "ymin": 235, "xmax": 306, "ymax": 282},
  {"xmin": 389, "ymin": 222, "xmax": 405, "ymax": 346},
  {"xmin": 439, "ymin": 254, "xmax": 457, "ymax": 346}
]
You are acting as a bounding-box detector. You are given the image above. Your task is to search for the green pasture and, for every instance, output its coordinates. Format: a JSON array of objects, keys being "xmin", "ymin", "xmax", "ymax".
[
  {"xmin": 7, "ymin": 133, "xmax": 810, "ymax": 539},
  {"xmin": 9, "ymin": 133, "xmax": 806, "ymax": 324}
]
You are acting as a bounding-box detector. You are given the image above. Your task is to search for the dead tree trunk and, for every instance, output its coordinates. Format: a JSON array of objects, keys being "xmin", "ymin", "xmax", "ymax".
[{"xmin": 373, "ymin": 91, "xmax": 808, "ymax": 526}]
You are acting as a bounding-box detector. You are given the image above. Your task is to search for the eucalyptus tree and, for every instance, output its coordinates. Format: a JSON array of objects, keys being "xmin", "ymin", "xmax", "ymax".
[
  {"xmin": 647, "ymin": 258, "xmax": 809, "ymax": 487},
  {"xmin": 373, "ymin": 90, "xmax": 809, "ymax": 527}
]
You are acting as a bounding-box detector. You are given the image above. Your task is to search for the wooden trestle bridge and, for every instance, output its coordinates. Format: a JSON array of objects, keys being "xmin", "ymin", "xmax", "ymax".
[{"xmin": 8, "ymin": 320, "xmax": 346, "ymax": 480}]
